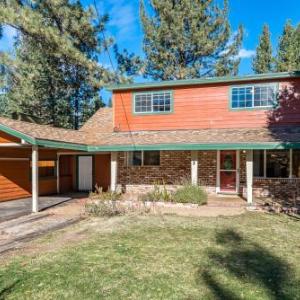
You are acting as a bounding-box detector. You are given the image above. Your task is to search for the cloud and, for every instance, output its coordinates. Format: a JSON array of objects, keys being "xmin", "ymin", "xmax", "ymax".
[
  {"xmin": 238, "ymin": 48, "xmax": 255, "ymax": 59},
  {"xmin": 105, "ymin": 0, "xmax": 139, "ymax": 41}
]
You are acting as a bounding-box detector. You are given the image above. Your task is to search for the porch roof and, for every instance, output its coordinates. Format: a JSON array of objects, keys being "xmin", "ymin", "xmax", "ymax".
[{"xmin": 1, "ymin": 109, "xmax": 300, "ymax": 151}]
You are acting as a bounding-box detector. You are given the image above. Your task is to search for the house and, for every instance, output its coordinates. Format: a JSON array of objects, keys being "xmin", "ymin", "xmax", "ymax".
[{"xmin": 0, "ymin": 71, "xmax": 300, "ymax": 212}]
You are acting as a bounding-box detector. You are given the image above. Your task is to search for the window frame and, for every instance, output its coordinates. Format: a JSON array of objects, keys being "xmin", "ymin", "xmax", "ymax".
[
  {"xmin": 127, "ymin": 151, "xmax": 161, "ymax": 167},
  {"xmin": 30, "ymin": 160, "xmax": 57, "ymax": 180},
  {"xmin": 230, "ymin": 83, "xmax": 278, "ymax": 110},
  {"xmin": 132, "ymin": 90, "xmax": 174, "ymax": 115},
  {"xmin": 253, "ymin": 149, "xmax": 293, "ymax": 179}
]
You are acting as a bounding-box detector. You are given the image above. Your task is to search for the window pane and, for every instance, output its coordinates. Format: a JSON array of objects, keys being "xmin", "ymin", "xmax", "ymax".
[
  {"xmin": 253, "ymin": 150, "xmax": 264, "ymax": 177},
  {"xmin": 144, "ymin": 151, "xmax": 160, "ymax": 166},
  {"xmin": 292, "ymin": 150, "xmax": 300, "ymax": 178},
  {"xmin": 128, "ymin": 151, "xmax": 142, "ymax": 166},
  {"xmin": 266, "ymin": 150, "xmax": 289, "ymax": 178},
  {"xmin": 30, "ymin": 160, "xmax": 56, "ymax": 178},
  {"xmin": 253, "ymin": 85, "xmax": 276, "ymax": 107},
  {"xmin": 135, "ymin": 91, "xmax": 172, "ymax": 113},
  {"xmin": 231, "ymin": 87, "xmax": 253, "ymax": 108}
]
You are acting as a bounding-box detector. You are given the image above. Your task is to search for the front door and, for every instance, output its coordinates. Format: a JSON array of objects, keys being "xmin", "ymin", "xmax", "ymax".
[
  {"xmin": 220, "ymin": 150, "xmax": 237, "ymax": 193},
  {"xmin": 78, "ymin": 156, "xmax": 93, "ymax": 191}
]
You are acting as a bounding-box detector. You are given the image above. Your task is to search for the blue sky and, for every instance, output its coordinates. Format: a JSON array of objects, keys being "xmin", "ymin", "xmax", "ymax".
[{"xmin": 0, "ymin": 0, "xmax": 299, "ymax": 101}]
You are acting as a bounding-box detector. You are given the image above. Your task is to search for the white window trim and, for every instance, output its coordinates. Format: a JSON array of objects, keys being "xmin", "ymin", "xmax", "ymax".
[
  {"xmin": 133, "ymin": 91, "xmax": 173, "ymax": 114},
  {"xmin": 231, "ymin": 83, "xmax": 278, "ymax": 109}
]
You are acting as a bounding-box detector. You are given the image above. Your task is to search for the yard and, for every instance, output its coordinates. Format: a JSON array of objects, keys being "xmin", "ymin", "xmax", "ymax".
[{"xmin": 0, "ymin": 212, "xmax": 299, "ymax": 299}]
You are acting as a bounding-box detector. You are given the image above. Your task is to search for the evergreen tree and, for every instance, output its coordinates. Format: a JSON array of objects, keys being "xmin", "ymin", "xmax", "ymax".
[
  {"xmin": 117, "ymin": 0, "xmax": 243, "ymax": 80},
  {"xmin": 0, "ymin": 1, "xmax": 115, "ymax": 128},
  {"xmin": 276, "ymin": 21, "xmax": 297, "ymax": 72},
  {"xmin": 253, "ymin": 24, "xmax": 273, "ymax": 74}
]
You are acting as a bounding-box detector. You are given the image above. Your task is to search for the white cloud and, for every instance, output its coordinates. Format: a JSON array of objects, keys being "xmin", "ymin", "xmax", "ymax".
[
  {"xmin": 105, "ymin": 0, "xmax": 138, "ymax": 41},
  {"xmin": 238, "ymin": 48, "xmax": 255, "ymax": 59}
]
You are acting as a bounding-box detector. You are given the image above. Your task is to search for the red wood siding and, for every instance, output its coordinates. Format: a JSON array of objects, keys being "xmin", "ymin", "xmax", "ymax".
[
  {"xmin": 0, "ymin": 148, "xmax": 59, "ymax": 201},
  {"xmin": 0, "ymin": 132, "xmax": 20, "ymax": 143},
  {"xmin": 113, "ymin": 79, "xmax": 300, "ymax": 131},
  {"xmin": 94, "ymin": 154, "xmax": 111, "ymax": 191},
  {"xmin": 59, "ymin": 155, "xmax": 75, "ymax": 193}
]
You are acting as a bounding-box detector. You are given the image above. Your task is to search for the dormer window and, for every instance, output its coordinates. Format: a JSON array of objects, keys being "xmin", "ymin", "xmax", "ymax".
[
  {"xmin": 230, "ymin": 84, "xmax": 277, "ymax": 109},
  {"xmin": 133, "ymin": 91, "xmax": 173, "ymax": 114}
]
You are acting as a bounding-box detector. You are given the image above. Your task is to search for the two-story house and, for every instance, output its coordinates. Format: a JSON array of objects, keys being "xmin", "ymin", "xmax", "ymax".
[{"xmin": 0, "ymin": 71, "xmax": 300, "ymax": 212}]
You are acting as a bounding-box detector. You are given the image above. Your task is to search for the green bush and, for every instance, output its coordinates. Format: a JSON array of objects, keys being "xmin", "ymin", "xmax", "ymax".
[
  {"xmin": 85, "ymin": 201, "xmax": 126, "ymax": 217},
  {"xmin": 173, "ymin": 184, "xmax": 207, "ymax": 205}
]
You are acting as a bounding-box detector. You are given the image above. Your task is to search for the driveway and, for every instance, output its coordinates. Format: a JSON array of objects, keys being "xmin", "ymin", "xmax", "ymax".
[
  {"xmin": 0, "ymin": 196, "xmax": 75, "ymax": 222},
  {"xmin": 0, "ymin": 196, "xmax": 88, "ymax": 254}
]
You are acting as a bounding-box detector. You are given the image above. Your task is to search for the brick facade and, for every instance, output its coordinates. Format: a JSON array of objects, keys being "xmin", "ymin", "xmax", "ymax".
[
  {"xmin": 118, "ymin": 151, "xmax": 191, "ymax": 190},
  {"xmin": 118, "ymin": 150, "xmax": 300, "ymax": 207}
]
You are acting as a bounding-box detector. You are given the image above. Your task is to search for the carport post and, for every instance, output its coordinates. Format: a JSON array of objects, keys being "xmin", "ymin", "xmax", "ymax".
[
  {"xmin": 111, "ymin": 152, "xmax": 118, "ymax": 192},
  {"xmin": 32, "ymin": 145, "xmax": 39, "ymax": 213},
  {"xmin": 246, "ymin": 150, "xmax": 253, "ymax": 205}
]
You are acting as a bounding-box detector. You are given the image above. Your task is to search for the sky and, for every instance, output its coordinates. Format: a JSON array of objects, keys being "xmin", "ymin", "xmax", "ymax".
[{"xmin": 0, "ymin": 0, "xmax": 299, "ymax": 101}]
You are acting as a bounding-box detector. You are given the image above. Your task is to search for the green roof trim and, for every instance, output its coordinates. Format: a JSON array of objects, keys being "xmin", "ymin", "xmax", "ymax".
[
  {"xmin": 106, "ymin": 71, "xmax": 300, "ymax": 92},
  {"xmin": 36, "ymin": 139, "xmax": 88, "ymax": 151},
  {"xmin": 87, "ymin": 142, "xmax": 300, "ymax": 152},
  {"xmin": 0, "ymin": 123, "xmax": 37, "ymax": 145}
]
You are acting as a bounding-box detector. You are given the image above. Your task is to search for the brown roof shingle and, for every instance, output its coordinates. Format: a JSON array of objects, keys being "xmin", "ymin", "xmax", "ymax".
[{"xmin": 1, "ymin": 108, "xmax": 300, "ymax": 150}]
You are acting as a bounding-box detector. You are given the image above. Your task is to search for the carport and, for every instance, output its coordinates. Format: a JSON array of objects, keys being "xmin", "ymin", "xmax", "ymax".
[{"xmin": 0, "ymin": 116, "xmax": 112, "ymax": 213}]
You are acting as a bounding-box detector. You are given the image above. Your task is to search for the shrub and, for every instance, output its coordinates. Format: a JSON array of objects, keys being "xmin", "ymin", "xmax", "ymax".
[
  {"xmin": 172, "ymin": 184, "xmax": 207, "ymax": 205},
  {"xmin": 138, "ymin": 183, "xmax": 173, "ymax": 202},
  {"xmin": 89, "ymin": 186, "xmax": 122, "ymax": 201},
  {"xmin": 85, "ymin": 201, "xmax": 126, "ymax": 217}
]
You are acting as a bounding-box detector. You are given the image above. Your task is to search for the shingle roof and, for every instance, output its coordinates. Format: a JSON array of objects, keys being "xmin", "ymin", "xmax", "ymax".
[{"xmin": 1, "ymin": 108, "xmax": 300, "ymax": 151}]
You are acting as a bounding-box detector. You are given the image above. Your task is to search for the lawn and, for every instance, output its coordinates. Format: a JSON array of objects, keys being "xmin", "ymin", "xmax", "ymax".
[{"xmin": 0, "ymin": 212, "xmax": 299, "ymax": 299}]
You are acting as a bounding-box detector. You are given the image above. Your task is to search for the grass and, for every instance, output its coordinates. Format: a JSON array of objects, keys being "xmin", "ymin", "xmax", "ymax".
[{"xmin": 0, "ymin": 213, "xmax": 300, "ymax": 299}]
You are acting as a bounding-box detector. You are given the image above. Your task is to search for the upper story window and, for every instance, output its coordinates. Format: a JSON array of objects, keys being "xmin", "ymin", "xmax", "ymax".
[
  {"xmin": 231, "ymin": 84, "xmax": 277, "ymax": 109},
  {"xmin": 134, "ymin": 91, "xmax": 172, "ymax": 114}
]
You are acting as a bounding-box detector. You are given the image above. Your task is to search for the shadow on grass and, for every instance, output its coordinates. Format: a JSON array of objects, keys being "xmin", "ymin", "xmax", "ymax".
[
  {"xmin": 200, "ymin": 229, "xmax": 298, "ymax": 300},
  {"xmin": 0, "ymin": 280, "xmax": 20, "ymax": 300}
]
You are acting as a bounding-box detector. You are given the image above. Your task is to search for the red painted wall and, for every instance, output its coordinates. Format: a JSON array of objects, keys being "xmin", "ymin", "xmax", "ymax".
[{"xmin": 113, "ymin": 79, "xmax": 300, "ymax": 132}]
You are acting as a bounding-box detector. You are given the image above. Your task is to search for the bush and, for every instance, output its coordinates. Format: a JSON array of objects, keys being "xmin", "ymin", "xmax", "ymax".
[
  {"xmin": 85, "ymin": 201, "xmax": 126, "ymax": 217},
  {"xmin": 138, "ymin": 184, "xmax": 173, "ymax": 202},
  {"xmin": 173, "ymin": 184, "xmax": 207, "ymax": 205},
  {"xmin": 89, "ymin": 186, "xmax": 122, "ymax": 201}
]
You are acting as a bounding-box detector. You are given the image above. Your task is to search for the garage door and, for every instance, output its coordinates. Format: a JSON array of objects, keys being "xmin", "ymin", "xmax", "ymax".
[{"xmin": 0, "ymin": 160, "xmax": 31, "ymax": 202}]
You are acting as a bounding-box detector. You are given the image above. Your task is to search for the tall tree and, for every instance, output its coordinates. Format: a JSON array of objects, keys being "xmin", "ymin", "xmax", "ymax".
[
  {"xmin": 0, "ymin": 0, "xmax": 115, "ymax": 128},
  {"xmin": 276, "ymin": 20, "xmax": 297, "ymax": 72},
  {"xmin": 116, "ymin": 0, "xmax": 243, "ymax": 80},
  {"xmin": 253, "ymin": 24, "xmax": 273, "ymax": 74}
]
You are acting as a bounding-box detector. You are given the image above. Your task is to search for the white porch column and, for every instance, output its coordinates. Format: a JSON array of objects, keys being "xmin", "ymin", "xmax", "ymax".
[
  {"xmin": 191, "ymin": 150, "xmax": 198, "ymax": 185},
  {"xmin": 32, "ymin": 145, "xmax": 39, "ymax": 213},
  {"xmin": 246, "ymin": 150, "xmax": 253, "ymax": 205},
  {"xmin": 56, "ymin": 155, "xmax": 60, "ymax": 194},
  {"xmin": 111, "ymin": 152, "xmax": 118, "ymax": 192}
]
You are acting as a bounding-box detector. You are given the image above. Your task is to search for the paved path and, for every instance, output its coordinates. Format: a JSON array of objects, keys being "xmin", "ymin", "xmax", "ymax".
[
  {"xmin": 0, "ymin": 196, "xmax": 74, "ymax": 222},
  {"xmin": 0, "ymin": 198, "xmax": 87, "ymax": 254}
]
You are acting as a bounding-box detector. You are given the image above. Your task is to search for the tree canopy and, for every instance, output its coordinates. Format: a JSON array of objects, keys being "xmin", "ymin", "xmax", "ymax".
[{"xmin": 116, "ymin": 0, "xmax": 243, "ymax": 80}]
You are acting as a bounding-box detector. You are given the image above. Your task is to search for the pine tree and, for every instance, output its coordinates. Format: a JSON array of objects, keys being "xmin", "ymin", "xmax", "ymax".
[
  {"xmin": 0, "ymin": 1, "xmax": 115, "ymax": 128},
  {"xmin": 276, "ymin": 21, "xmax": 297, "ymax": 72},
  {"xmin": 116, "ymin": 0, "xmax": 243, "ymax": 80},
  {"xmin": 253, "ymin": 24, "xmax": 273, "ymax": 74},
  {"xmin": 294, "ymin": 24, "xmax": 300, "ymax": 70}
]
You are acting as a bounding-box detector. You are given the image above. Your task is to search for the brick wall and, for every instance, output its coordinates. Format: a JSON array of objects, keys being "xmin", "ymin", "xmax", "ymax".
[
  {"xmin": 198, "ymin": 150, "xmax": 217, "ymax": 192},
  {"xmin": 118, "ymin": 151, "xmax": 191, "ymax": 190}
]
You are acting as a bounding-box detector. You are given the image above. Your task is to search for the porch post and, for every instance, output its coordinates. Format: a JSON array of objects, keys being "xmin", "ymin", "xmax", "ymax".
[
  {"xmin": 246, "ymin": 150, "xmax": 253, "ymax": 205},
  {"xmin": 191, "ymin": 150, "xmax": 198, "ymax": 185},
  {"xmin": 56, "ymin": 154, "xmax": 60, "ymax": 194},
  {"xmin": 32, "ymin": 145, "xmax": 39, "ymax": 213},
  {"xmin": 111, "ymin": 152, "xmax": 118, "ymax": 192}
]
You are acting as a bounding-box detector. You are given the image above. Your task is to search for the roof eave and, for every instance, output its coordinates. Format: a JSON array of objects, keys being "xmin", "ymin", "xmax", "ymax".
[{"xmin": 106, "ymin": 71, "xmax": 300, "ymax": 92}]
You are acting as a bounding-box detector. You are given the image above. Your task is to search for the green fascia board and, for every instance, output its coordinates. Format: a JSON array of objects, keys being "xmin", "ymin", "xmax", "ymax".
[
  {"xmin": 87, "ymin": 142, "xmax": 300, "ymax": 152},
  {"xmin": 106, "ymin": 71, "xmax": 300, "ymax": 92},
  {"xmin": 0, "ymin": 123, "xmax": 37, "ymax": 144},
  {"xmin": 36, "ymin": 139, "xmax": 88, "ymax": 151}
]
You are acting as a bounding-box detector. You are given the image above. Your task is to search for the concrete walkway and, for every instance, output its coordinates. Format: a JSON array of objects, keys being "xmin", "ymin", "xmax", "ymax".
[
  {"xmin": 0, "ymin": 197, "xmax": 87, "ymax": 254},
  {"xmin": 0, "ymin": 196, "xmax": 73, "ymax": 222}
]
